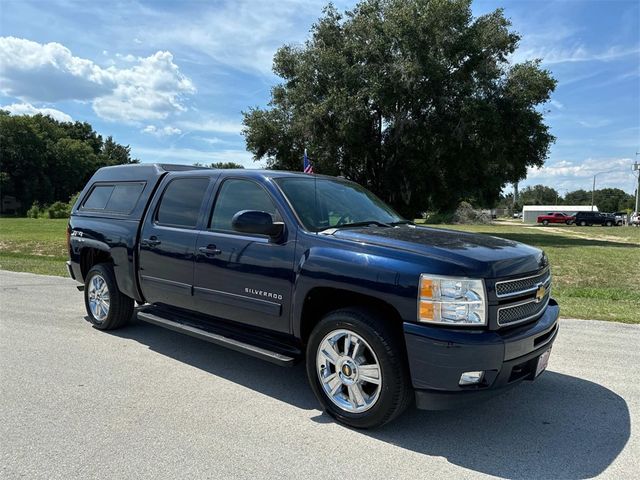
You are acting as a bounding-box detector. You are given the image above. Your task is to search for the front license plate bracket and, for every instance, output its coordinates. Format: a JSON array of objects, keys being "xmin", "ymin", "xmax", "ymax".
[{"xmin": 535, "ymin": 348, "xmax": 551, "ymax": 377}]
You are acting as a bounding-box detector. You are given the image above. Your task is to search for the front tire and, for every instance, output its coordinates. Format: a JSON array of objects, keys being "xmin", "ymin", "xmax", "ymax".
[
  {"xmin": 306, "ymin": 308, "xmax": 412, "ymax": 429},
  {"xmin": 542, "ymin": 220, "xmax": 549, "ymax": 226},
  {"xmin": 84, "ymin": 264, "xmax": 134, "ymax": 330}
]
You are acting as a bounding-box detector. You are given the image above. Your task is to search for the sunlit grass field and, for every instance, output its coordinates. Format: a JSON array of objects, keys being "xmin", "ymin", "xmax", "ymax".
[
  {"xmin": 0, "ymin": 218, "xmax": 68, "ymax": 276},
  {"xmin": 1, "ymin": 217, "xmax": 638, "ymax": 323}
]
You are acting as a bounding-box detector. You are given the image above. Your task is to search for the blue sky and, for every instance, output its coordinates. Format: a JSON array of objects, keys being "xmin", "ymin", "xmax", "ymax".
[{"xmin": 1, "ymin": 0, "xmax": 638, "ymax": 194}]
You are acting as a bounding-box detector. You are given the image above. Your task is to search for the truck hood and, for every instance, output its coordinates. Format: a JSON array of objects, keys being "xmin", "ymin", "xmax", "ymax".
[{"xmin": 331, "ymin": 225, "xmax": 546, "ymax": 278}]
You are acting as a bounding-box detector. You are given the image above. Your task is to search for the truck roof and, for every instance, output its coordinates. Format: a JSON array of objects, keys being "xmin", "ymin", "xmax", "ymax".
[{"xmin": 91, "ymin": 163, "xmax": 337, "ymax": 183}]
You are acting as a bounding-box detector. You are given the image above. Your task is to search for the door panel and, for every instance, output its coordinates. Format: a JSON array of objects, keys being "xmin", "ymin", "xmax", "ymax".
[
  {"xmin": 138, "ymin": 176, "xmax": 214, "ymax": 309},
  {"xmin": 192, "ymin": 178, "xmax": 295, "ymax": 333},
  {"xmin": 193, "ymin": 231, "xmax": 295, "ymax": 333},
  {"xmin": 139, "ymin": 225, "xmax": 200, "ymax": 309}
]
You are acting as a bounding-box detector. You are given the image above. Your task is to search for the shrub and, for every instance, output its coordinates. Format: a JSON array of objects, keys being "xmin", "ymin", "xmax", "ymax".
[
  {"xmin": 452, "ymin": 201, "xmax": 492, "ymax": 224},
  {"xmin": 47, "ymin": 201, "xmax": 71, "ymax": 219},
  {"xmin": 423, "ymin": 211, "xmax": 455, "ymax": 224},
  {"xmin": 68, "ymin": 192, "xmax": 80, "ymax": 210},
  {"xmin": 27, "ymin": 202, "xmax": 44, "ymax": 218}
]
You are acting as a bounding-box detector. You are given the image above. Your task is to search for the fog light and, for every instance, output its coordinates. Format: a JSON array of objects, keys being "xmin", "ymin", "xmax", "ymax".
[{"xmin": 459, "ymin": 371, "xmax": 484, "ymax": 386}]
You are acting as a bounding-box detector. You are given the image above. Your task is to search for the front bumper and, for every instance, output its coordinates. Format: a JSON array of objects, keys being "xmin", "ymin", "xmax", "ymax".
[{"xmin": 404, "ymin": 299, "xmax": 560, "ymax": 410}]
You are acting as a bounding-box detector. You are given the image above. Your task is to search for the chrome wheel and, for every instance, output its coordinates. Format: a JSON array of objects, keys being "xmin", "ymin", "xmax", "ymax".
[
  {"xmin": 316, "ymin": 329, "xmax": 382, "ymax": 413},
  {"xmin": 87, "ymin": 274, "xmax": 110, "ymax": 322}
]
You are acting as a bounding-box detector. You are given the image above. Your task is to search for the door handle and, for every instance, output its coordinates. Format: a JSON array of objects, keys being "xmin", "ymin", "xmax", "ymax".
[
  {"xmin": 198, "ymin": 245, "xmax": 222, "ymax": 256},
  {"xmin": 142, "ymin": 237, "xmax": 161, "ymax": 247}
]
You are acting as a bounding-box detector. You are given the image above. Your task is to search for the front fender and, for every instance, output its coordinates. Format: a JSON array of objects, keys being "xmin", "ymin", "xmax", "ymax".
[{"xmin": 290, "ymin": 245, "xmax": 419, "ymax": 337}]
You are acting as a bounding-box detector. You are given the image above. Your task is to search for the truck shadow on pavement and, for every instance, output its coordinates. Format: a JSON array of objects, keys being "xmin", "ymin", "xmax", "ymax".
[
  {"xmin": 370, "ymin": 372, "xmax": 630, "ymax": 479},
  {"xmin": 112, "ymin": 319, "xmax": 630, "ymax": 480}
]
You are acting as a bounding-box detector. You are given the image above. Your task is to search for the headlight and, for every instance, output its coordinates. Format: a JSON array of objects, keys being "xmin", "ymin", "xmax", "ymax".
[{"xmin": 418, "ymin": 275, "xmax": 487, "ymax": 326}]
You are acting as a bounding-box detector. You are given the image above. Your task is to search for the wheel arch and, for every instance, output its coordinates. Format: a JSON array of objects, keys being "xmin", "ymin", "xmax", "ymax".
[
  {"xmin": 80, "ymin": 247, "xmax": 113, "ymax": 279},
  {"xmin": 297, "ymin": 287, "xmax": 405, "ymax": 346}
]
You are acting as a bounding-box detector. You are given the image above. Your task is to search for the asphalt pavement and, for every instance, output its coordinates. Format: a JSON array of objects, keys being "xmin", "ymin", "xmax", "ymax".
[{"xmin": 1, "ymin": 270, "xmax": 638, "ymax": 479}]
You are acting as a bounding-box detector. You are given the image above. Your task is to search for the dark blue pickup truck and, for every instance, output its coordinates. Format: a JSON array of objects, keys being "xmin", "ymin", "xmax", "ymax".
[{"xmin": 67, "ymin": 164, "xmax": 559, "ymax": 428}]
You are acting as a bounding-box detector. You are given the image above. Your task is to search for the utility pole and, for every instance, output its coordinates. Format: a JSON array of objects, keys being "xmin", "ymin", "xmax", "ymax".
[
  {"xmin": 634, "ymin": 154, "xmax": 639, "ymax": 213},
  {"xmin": 591, "ymin": 170, "xmax": 618, "ymax": 212}
]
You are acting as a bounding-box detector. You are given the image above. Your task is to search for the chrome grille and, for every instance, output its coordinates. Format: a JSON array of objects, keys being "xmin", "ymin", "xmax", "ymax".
[
  {"xmin": 495, "ymin": 268, "xmax": 551, "ymax": 298},
  {"xmin": 498, "ymin": 292, "xmax": 550, "ymax": 326}
]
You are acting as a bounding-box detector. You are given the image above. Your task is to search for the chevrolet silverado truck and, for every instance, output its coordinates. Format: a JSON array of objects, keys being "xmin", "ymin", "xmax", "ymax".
[
  {"xmin": 67, "ymin": 164, "xmax": 559, "ymax": 428},
  {"xmin": 536, "ymin": 212, "xmax": 574, "ymax": 225}
]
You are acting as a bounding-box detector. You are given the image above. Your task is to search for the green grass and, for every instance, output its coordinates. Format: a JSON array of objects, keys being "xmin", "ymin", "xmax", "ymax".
[
  {"xmin": 0, "ymin": 218, "xmax": 68, "ymax": 276},
  {"xmin": 1, "ymin": 217, "xmax": 639, "ymax": 323},
  {"xmin": 422, "ymin": 222, "xmax": 640, "ymax": 324}
]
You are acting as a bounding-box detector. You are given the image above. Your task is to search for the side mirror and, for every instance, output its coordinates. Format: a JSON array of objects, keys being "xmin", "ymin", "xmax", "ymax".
[{"xmin": 231, "ymin": 210, "xmax": 284, "ymax": 238}]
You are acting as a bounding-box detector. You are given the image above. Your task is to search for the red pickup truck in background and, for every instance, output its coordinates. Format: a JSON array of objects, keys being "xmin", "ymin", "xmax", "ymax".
[{"xmin": 537, "ymin": 212, "xmax": 575, "ymax": 225}]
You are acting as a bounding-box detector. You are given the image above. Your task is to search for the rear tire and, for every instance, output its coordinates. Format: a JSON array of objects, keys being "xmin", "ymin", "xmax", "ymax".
[
  {"xmin": 605, "ymin": 221, "xmax": 613, "ymax": 227},
  {"xmin": 84, "ymin": 263, "xmax": 134, "ymax": 330},
  {"xmin": 306, "ymin": 307, "xmax": 412, "ymax": 429},
  {"xmin": 579, "ymin": 221, "xmax": 587, "ymax": 226}
]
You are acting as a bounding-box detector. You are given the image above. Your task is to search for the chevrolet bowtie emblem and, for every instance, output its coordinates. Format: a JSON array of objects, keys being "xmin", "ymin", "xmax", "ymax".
[{"xmin": 535, "ymin": 283, "xmax": 546, "ymax": 303}]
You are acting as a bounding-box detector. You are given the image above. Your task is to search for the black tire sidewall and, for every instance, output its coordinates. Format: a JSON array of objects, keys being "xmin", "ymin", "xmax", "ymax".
[
  {"xmin": 306, "ymin": 309, "xmax": 410, "ymax": 429},
  {"xmin": 84, "ymin": 264, "xmax": 131, "ymax": 330}
]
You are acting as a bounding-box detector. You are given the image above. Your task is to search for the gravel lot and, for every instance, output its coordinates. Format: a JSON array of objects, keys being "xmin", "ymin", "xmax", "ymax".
[{"xmin": 1, "ymin": 270, "xmax": 638, "ymax": 479}]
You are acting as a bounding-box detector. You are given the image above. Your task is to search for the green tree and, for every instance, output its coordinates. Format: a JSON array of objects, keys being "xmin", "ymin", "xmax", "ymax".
[
  {"xmin": 562, "ymin": 188, "xmax": 634, "ymax": 211},
  {"xmin": 519, "ymin": 184, "xmax": 560, "ymax": 205},
  {"xmin": 563, "ymin": 189, "xmax": 590, "ymax": 205},
  {"xmin": 210, "ymin": 162, "xmax": 245, "ymax": 169},
  {"xmin": 243, "ymin": 0, "xmax": 556, "ymax": 216},
  {"xmin": 0, "ymin": 111, "xmax": 137, "ymax": 214},
  {"xmin": 193, "ymin": 162, "xmax": 245, "ymax": 169},
  {"xmin": 594, "ymin": 188, "xmax": 634, "ymax": 212},
  {"xmin": 101, "ymin": 136, "xmax": 135, "ymax": 165}
]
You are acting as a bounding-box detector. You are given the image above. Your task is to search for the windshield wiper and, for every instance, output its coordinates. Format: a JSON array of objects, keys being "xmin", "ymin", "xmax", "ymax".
[
  {"xmin": 389, "ymin": 220, "xmax": 413, "ymax": 226},
  {"xmin": 325, "ymin": 220, "xmax": 394, "ymax": 231}
]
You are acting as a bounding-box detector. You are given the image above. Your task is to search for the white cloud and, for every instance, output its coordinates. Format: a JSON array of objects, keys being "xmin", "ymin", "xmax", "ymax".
[
  {"xmin": 135, "ymin": 146, "xmax": 260, "ymax": 168},
  {"xmin": 142, "ymin": 125, "xmax": 182, "ymax": 136},
  {"xmin": 513, "ymin": 42, "xmax": 640, "ymax": 66},
  {"xmin": 137, "ymin": 0, "xmax": 325, "ymax": 75},
  {"xmin": 549, "ymin": 99, "xmax": 564, "ymax": 110},
  {"xmin": 0, "ymin": 37, "xmax": 195, "ymax": 123},
  {"xmin": 2, "ymin": 102, "xmax": 72, "ymax": 122},
  {"xmin": 176, "ymin": 118, "xmax": 244, "ymax": 135},
  {"xmin": 525, "ymin": 157, "xmax": 637, "ymax": 193},
  {"xmin": 577, "ymin": 118, "xmax": 613, "ymax": 129}
]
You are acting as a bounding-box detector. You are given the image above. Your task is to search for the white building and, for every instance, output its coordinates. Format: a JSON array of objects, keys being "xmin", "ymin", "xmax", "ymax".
[{"xmin": 521, "ymin": 205, "xmax": 598, "ymax": 224}]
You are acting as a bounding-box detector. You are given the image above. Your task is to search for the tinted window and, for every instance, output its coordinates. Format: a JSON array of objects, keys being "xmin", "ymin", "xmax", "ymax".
[
  {"xmin": 83, "ymin": 185, "xmax": 115, "ymax": 209},
  {"xmin": 105, "ymin": 183, "xmax": 144, "ymax": 213},
  {"xmin": 210, "ymin": 179, "xmax": 276, "ymax": 231},
  {"xmin": 82, "ymin": 183, "xmax": 145, "ymax": 213},
  {"xmin": 156, "ymin": 178, "xmax": 209, "ymax": 228}
]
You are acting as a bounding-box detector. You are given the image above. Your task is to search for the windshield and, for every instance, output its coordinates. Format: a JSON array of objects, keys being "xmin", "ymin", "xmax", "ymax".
[{"xmin": 274, "ymin": 176, "xmax": 404, "ymax": 231}]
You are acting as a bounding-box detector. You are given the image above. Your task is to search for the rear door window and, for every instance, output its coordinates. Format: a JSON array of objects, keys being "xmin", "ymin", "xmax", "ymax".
[{"xmin": 156, "ymin": 177, "xmax": 210, "ymax": 228}]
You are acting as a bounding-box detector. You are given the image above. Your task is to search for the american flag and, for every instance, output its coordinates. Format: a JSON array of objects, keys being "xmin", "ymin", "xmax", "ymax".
[{"xmin": 303, "ymin": 149, "xmax": 313, "ymax": 174}]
